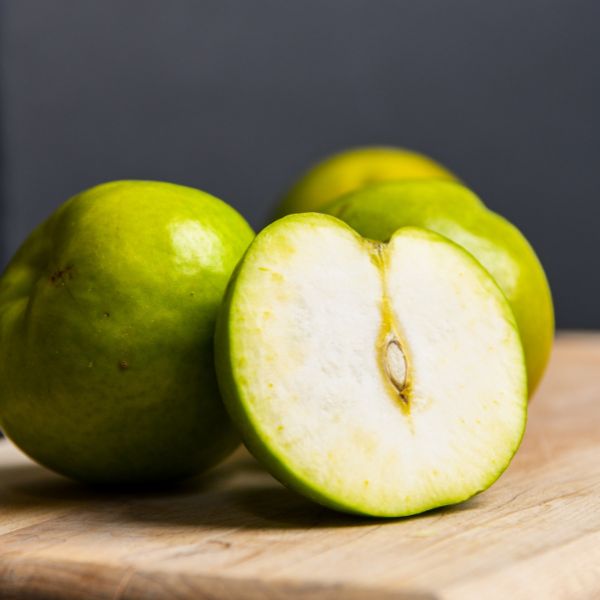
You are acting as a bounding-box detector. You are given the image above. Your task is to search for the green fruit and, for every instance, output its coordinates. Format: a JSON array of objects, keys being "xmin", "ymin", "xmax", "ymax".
[
  {"xmin": 275, "ymin": 146, "xmax": 456, "ymax": 217},
  {"xmin": 215, "ymin": 213, "xmax": 527, "ymax": 517},
  {"xmin": 0, "ymin": 181, "xmax": 254, "ymax": 484},
  {"xmin": 324, "ymin": 180, "xmax": 553, "ymax": 395}
]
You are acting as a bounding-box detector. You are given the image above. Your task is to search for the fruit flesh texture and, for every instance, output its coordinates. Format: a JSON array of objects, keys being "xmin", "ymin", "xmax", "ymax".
[
  {"xmin": 216, "ymin": 214, "xmax": 527, "ymax": 517},
  {"xmin": 275, "ymin": 146, "xmax": 456, "ymax": 217},
  {"xmin": 0, "ymin": 181, "xmax": 254, "ymax": 484},
  {"xmin": 324, "ymin": 180, "xmax": 554, "ymax": 396}
]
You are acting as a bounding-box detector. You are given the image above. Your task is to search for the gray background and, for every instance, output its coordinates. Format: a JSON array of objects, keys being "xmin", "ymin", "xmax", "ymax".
[{"xmin": 0, "ymin": 0, "xmax": 598, "ymax": 327}]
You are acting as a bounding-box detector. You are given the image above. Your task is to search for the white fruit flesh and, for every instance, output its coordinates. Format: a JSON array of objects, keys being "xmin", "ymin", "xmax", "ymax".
[{"xmin": 220, "ymin": 214, "xmax": 527, "ymax": 516}]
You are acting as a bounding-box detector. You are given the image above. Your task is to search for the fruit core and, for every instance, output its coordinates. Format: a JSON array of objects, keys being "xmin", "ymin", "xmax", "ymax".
[{"xmin": 372, "ymin": 242, "xmax": 411, "ymax": 411}]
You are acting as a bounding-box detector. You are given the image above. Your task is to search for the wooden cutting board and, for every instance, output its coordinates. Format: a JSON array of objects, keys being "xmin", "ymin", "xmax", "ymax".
[{"xmin": 0, "ymin": 332, "xmax": 599, "ymax": 600}]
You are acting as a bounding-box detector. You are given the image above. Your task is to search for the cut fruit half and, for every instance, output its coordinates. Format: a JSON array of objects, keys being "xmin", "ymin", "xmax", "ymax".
[{"xmin": 215, "ymin": 214, "xmax": 527, "ymax": 517}]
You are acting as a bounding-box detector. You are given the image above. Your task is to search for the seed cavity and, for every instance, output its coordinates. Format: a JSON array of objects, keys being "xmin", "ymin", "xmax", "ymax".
[
  {"xmin": 370, "ymin": 240, "xmax": 412, "ymax": 412},
  {"xmin": 384, "ymin": 337, "xmax": 408, "ymax": 402}
]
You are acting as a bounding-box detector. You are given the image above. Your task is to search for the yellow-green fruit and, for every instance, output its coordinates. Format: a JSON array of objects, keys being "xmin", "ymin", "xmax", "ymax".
[
  {"xmin": 275, "ymin": 146, "xmax": 456, "ymax": 217},
  {"xmin": 0, "ymin": 181, "xmax": 254, "ymax": 484},
  {"xmin": 324, "ymin": 180, "xmax": 554, "ymax": 396}
]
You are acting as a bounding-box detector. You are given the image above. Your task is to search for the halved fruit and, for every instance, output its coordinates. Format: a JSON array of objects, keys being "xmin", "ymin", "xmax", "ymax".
[{"xmin": 215, "ymin": 214, "xmax": 527, "ymax": 517}]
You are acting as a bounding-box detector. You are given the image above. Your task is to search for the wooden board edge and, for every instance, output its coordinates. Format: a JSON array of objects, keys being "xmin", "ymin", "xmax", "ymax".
[{"xmin": 0, "ymin": 556, "xmax": 434, "ymax": 600}]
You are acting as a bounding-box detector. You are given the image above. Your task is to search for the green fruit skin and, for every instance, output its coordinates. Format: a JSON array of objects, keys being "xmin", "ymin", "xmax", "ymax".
[
  {"xmin": 324, "ymin": 180, "xmax": 554, "ymax": 396},
  {"xmin": 0, "ymin": 181, "xmax": 254, "ymax": 484},
  {"xmin": 275, "ymin": 146, "xmax": 457, "ymax": 218}
]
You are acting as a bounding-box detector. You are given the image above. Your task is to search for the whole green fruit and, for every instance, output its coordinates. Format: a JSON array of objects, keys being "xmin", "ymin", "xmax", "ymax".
[
  {"xmin": 0, "ymin": 181, "xmax": 254, "ymax": 484},
  {"xmin": 275, "ymin": 146, "xmax": 456, "ymax": 217},
  {"xmin": 323, "ymin": 180, "xmax": 553, "ymax": 396}
]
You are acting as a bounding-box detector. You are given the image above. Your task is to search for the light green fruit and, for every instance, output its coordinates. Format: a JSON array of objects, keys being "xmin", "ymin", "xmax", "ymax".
[
  {"xmin": 324, "ymin": 180, "xmax": 554, "ymax": 396},
  {"xmin": 275, "ymin": 146, "xmax": 456, "ymax": 217},
  {"xmin": 215, "ymin": 213, "xmax": 527, "ymax": 517},
  {"xmin": 0, "ymin": 181, "xmax": 254, "ymax": 484}
]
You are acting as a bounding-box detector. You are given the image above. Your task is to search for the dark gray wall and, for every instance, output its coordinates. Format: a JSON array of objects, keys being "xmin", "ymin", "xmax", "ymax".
[{"xmin": 1, "ymin": 0, "xmax": 599, "ymax": 327}]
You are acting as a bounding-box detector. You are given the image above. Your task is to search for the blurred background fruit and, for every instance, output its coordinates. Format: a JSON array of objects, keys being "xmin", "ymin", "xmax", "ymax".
[
  {"xmin": 324, "ymin": 180, "xmax": 553, "ymax": 395},
  {"xmin": 275, "ymin": 146, "xmax": 455, "ymax": 216}
]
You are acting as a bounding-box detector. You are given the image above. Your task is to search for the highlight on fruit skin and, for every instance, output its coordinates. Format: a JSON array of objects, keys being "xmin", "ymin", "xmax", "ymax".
[
  {"xmin": 323, "ymin": 179, "xmax": 554, "ymax": 397},
  {"xmin": 275, "ymin": 146, "xmax": 456, "ymax": 217},
  {"xmin": 0, "ymin": 180, "xmax": 254, "ymax": 485},
  {"xmin": 215, "ymin": 212, "xmax": 528, "ymax": 517}
]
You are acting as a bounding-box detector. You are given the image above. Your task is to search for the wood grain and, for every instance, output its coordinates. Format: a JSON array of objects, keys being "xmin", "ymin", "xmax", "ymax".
[{"xmin": 0, "ymin": 332, "xmax": 598, "ymax": 599}]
